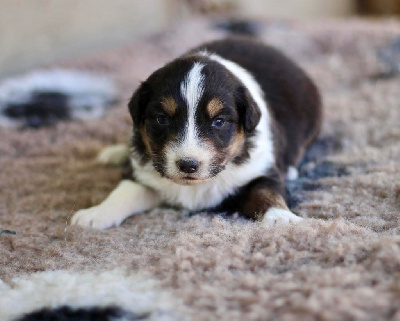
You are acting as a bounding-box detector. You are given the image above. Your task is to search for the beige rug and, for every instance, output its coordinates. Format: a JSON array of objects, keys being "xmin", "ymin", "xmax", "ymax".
[{"xmin": 1, "ymin": 17, "xmax": 400, "ymax": 321}]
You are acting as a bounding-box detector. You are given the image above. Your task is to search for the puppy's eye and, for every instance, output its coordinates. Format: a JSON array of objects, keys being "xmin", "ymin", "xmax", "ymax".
[
  {"xmin": 212, "ymin": 117, "xmax": 225, "ymax": 128},
  {"xmin": 156, "ymin": 115, "xmax": 169, "ymax": 125}
]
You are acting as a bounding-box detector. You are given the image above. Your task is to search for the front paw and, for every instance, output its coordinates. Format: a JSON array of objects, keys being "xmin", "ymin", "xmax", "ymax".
[
  {"xmin": 70, "ymin": 205, "xmax": 123, "ymax": 229},
  {"xmin": 263, "ymin": 208, "xmax": 303, "ymax": 225},
  {"xmin": 97, "ymin": 144, "xmax": 130, "ymax": 166}
]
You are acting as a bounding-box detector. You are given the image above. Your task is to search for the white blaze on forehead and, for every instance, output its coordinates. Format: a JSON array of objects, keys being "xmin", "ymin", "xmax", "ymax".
[
  {"xmin": 163, "ymin": 62, "xmax": 211, "ymax": 178},
  {"xmin": 180, "ymin": 62, "xmax": 205, "ymax": 147}
]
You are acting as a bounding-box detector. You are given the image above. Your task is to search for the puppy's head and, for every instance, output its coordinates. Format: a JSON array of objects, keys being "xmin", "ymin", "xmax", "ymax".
[{"xmin": 129, "ymin": 57, "xmax": 261, "ymax": 185}]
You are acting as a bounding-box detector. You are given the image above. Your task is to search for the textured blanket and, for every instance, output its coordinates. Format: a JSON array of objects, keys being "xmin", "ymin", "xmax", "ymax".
[{"xmin": 1, "ymin": 18, "xmax": 400, "ymax": 321}]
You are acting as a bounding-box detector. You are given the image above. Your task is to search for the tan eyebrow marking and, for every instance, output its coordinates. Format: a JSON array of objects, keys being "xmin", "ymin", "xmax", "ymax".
[
  {"xmin": 206, "ymin": 98, "xmax": 224, "ymax": 118},
  {"xmin": 161, "ymin": 96, "xmax": 177, "ymax": 116}
]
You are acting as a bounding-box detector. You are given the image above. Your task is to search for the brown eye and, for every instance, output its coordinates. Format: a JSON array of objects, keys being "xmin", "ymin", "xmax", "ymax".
[
  {"xmin": 156, "ymin": 115, "xmax": 169, "ymax": 125},
  {"xmin": 212, "ymin": 117, "xmax": 225, "ymax": 128}
]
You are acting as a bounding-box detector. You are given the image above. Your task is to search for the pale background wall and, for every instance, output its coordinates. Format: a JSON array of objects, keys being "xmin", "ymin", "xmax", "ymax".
[
  {"xmin": 236, "ymin": 0, "xmax": 354, "ymax": 18},
  {"xmin": 0, "ymin": 0, "xmax": 356, "ymax": 80}
]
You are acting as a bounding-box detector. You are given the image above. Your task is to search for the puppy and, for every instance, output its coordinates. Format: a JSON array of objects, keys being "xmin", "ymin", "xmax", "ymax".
[{"xmin": 71, "ymin": 37, "xmax": 322, "ymax": 229}]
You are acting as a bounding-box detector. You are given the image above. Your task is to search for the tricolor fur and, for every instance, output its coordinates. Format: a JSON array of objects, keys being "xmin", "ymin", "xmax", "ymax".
[{"xmin": 71, "ymin": 37, "xmax": 322, "ymax": 229}]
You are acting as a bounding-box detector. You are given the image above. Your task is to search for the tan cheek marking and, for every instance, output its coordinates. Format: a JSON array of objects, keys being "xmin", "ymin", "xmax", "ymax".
[
  {"xmin": 140, "ymin": 125, "xmax": 152, "ymax": 155},
  {"xmin": 241, "ymin": 189, "xmax": 289, "ymax": 221},
  {"xmin": 207, "ymin": 98, "xmax": 224, "ymax": 119},
  {"xmin": 202, "ymin": 136, "xmax": 219, "ymax": 155},
  {"xmin": 205, "ymin": 128, "xmax": 244, "ymax": 167},
  {"xmin": 228, "ymin": 128, "xmax": 245, "ymax": 158},
  {"xmin": 161, "ymin": 96, "xmax": 177, "ymax": 116}
]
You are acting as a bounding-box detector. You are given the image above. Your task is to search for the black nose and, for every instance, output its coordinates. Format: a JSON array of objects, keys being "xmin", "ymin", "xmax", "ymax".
[{"xmin": 176, "ymin": 158, "xmax": 199, "ymax": 174}]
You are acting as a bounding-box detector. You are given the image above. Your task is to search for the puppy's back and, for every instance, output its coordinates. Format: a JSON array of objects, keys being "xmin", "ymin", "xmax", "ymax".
[{"xmin": 193, "ymin": 37, "xmax": 322, "ymax": 172}]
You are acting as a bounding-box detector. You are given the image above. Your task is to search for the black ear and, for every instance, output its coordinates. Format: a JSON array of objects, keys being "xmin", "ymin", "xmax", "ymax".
[
  {"xmin": 236, "ymin": 86, "xmax": 261, "ymax": 133},
  {"xmin": 128, "ymin": 82, "xmax": 152, "ymax": 126}
]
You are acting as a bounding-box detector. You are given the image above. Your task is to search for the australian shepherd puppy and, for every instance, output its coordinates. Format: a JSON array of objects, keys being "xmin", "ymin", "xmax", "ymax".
[{"xmin": 70, "ymin": 37, "xmax": 322, "ymax": 229}]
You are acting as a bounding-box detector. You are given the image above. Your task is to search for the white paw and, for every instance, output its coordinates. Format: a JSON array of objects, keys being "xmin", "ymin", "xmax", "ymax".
[
  {"xmin": 70, "ymin": 205, "xmax": 124, "ymax": 229},
  {"xmin": 98, "ymin": 144, "xmax": 130, "ymax": 165},
  {"xmin": 263, "ymin": 208, "xmax": 303, "ymax": 225},
  {"xmin": 286, "ymin": 166, "xmax": 298, "ymax": 181}
]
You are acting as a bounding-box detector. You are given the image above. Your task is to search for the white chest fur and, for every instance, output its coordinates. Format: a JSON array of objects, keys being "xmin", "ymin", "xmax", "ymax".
[{"xmin": 132, "ymin": 135, "xmax": 270, "ymax": 211}]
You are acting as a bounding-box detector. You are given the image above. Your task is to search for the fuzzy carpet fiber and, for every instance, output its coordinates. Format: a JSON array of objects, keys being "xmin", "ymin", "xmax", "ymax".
[{"xmin": 1, "ymin": 18, "xmax": 400, "ymax": 321}]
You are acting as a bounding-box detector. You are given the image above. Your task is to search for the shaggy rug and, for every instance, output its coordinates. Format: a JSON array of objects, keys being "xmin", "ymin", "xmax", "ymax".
[{"xmin": 1, "ymin": 17, "xmax": 400, "ymax": 321}]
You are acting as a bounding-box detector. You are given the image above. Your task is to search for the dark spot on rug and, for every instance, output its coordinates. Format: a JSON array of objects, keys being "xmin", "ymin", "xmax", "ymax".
[
  {"xmin": 0, "ymin": 229, "xmax": 16, "ymax": 236},
  {"xmin": 16, "ymin": 306, "xmax": 151, "ymax": 321},
  {"xmin": 299, "ymin": 160, "xmax": 349, "ymax": 180},
  {"xmin": 371, "ymin": 36, "xmax": 400, "ymax": 80},
  {"xmin": 4, "ymin": 92, "xmax": 70, "ymax": 128},
  {"xmin": 286, "ymin": 136, "xmax": 349, "ymax": 209},
  {"xmin": 0, "ymin": 69, "xmax": 118, "ymax": 129},
  {"xmin": 213, "ymin": 18, "xmax": 263, "ymax": 37},
  {"xmin": 298, "ymin": 136, "xmax": 344, "ymax": 166}
]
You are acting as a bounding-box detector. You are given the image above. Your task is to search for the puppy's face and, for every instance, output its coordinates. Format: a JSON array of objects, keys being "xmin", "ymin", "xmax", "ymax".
[{"xmin": 129, "ymin": 57, "xmax": 260, "ymax": 185}]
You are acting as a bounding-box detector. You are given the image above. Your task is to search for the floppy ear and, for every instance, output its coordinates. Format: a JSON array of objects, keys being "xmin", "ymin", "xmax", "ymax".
[
  {"xmin": 128, "ymin": 82, "xmax": 152, "ymax": 127},
  {"xmin": 235, "ymin": 86, "xmax": 261, "ymax": 133}
]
